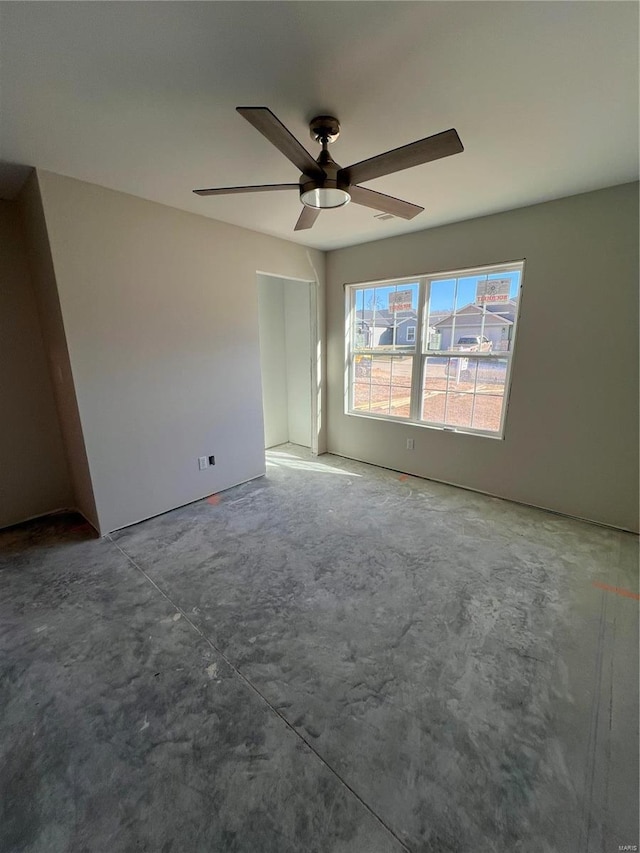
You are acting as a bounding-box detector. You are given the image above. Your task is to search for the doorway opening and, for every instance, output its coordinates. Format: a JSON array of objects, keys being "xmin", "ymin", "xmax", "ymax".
[{"xmin": 256, "ymin": 273, "xmax": 318, "ymax": 454}]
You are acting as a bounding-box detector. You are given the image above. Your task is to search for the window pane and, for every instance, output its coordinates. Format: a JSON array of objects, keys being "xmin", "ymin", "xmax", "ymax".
[
  {"xmin": 352, "ymin": 354, "xmax": 372, "ymax": 412},
  {"xmin": 421, "ymin": 356, "xmax": 507, "ymax": 433},
  {"xmin": 425, "ymin": 279, "xmax": 455, "ymax": 351},
  {"xmin": 369, "ymin": 356, "xmax": 392, "ymax": 414},
  {"xmin": 354, "ymin": 353, "xmax": 372, "ymax": 379},
  {"xmin": 352, "ymin": 283, "xmax": 418, "ymax": 352},
  {"xmin": 354, "ymin": 355, "xmax": 412, "ymax": 419},
  {"xmin": 446, "ymin": 357, "xmax": 478, "ymax": 392},
  {"xmin": 475, "ymin": 358, "xmax": 508, "ymax": 393},
  {"xmin": 353, "ymin": 381, "xmax": 372, "ymax": 412},
  {"xmin": 421, "ymin": 358, "xmax": 447, "ymax": 422},
  {"xmin": 472, "ymin": 396, "xmax": 504, "ymax": 432},
  {"xmin": 389, "ymin": 356, "xmax": 412, "ymax": 417},
  {"xmin": 423, "ymin": 357, "xmax": 448, "ymax": 392},
  {"xmin": 422, "ymin": 389, "xmax": 446, "ymax": 423},
  {"xmin": 471, "ymin": 358, "xmax": 507, "ymax": 432},
  {"xmin": 444, "ymin": 392, "xmax": 474, "ymax": 429},
  {"xmin": 425, "ymin": 271, "xmax": 521, "ymax": 356},
  {"xmin": 390, "ymin": 384, "xmax": 412, "ymax": 417},
  {"xmin": 390, "ymin": 356, "xmax": 412, "ymax": 388}
]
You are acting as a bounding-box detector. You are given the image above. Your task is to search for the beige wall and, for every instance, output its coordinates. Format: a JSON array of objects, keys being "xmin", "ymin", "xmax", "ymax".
[
  {"xmin": 0, "ymin": 199, "xmax": 72, "ymax": 527},
  {"xmin": 18, "ymin": 174, "xmax": 99, "ymax": 529},
  {"xmin": 6, "ymin": 171, "xmax": 634, "ymax": 534},
  {"xmin": 326, "ymin": 183, "xmax": 639, "ymax": 532},
  {"xmin": 284, "ymin": 280, "xmax": 313, "ymax": 448},
  {"xmin": 37, "ymin": 171, "xmax": 325, "ymax": 534},
  {"xmin": 257, "ymin": 275, "xmax": 289, "ymax": 449}
]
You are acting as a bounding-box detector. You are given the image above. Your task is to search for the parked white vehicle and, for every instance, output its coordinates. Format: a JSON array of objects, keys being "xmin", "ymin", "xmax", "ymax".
[{"xmin": 453, "ymin": 335, "xmax": 493, "ymax": 353}]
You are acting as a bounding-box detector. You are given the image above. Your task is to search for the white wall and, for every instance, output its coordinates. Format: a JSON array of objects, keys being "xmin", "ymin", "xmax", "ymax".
[
  {"xmin": 36, "ymin": 171, "xmax": 324, "ymax": 534},
  {"xmin": 326, "ymin": 182, "xmax": 639, "ymax": 532},
  {"xmin": 257, "ymin": 275, "xmax": 312, "ymax": 449},
  {"xmin": 284, "ymin": 281, "xmax": 312, "ymax": 448},
  {"xmin": 0, "ymin": 199, "xmax": 73, "ymax": 528}
]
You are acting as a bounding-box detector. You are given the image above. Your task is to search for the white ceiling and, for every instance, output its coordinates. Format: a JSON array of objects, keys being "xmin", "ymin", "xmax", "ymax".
[{"xmin": 1, "ymin": 1, "xmax": 638, "ymax": 251}]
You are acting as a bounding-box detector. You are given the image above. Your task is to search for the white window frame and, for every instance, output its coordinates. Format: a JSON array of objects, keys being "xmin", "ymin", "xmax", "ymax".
[
  {"xmin": 406, "ymin": 325, "xmax": 416, "ymax": 343},
  {"xmin": 344, "ymin": 260, "xmax": 525, "ymax": 439}
]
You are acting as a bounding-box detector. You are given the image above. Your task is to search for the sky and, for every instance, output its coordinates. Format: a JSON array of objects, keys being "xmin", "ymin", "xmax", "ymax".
[{"xmin": 354, "ymin": 270, "xmax": 521, "ymax": 316}]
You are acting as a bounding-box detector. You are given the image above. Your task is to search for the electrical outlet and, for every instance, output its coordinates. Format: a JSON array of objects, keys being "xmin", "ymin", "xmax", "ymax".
[
  {"xmin": 406, "ymin": 438, "xmax": 415, "ymax": 450},
  {"xmin": 208, "ymin": 455, "xmax": 215, "ymax": 466},
  {"xmin": 198, "ymin": 456, "xmax": 208, "ymax": 471}
]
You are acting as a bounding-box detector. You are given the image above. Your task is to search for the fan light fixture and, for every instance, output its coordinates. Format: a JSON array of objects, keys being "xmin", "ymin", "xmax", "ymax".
[
  {"xmin": 300, "ymin": 186, "xmax": 351, "ymax": 209},
  {"xmin": 193, "ymin": 107, "xmax": 464, "ymax": 232}
]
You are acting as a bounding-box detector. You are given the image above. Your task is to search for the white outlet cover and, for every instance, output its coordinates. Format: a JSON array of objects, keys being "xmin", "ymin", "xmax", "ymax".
[{"xmin": 198, "ymin": 456, "xmax": 208, "ymax": 470}]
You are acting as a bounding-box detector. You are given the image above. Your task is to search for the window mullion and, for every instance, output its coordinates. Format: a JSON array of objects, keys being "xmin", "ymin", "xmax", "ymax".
[
  {"xmin": 449, "ymin": 276, "xmax": 460, "ymax": 352},
  {"xmin": 410, "ymin": 278, "xmax": 427, "ymax": 421},
  {"xmin": 345, "ymin": 287, "xmax": 353, "ymax": 414}
]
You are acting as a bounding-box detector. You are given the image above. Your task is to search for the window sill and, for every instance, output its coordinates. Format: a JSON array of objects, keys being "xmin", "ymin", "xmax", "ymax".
[{"xmin": 345, "ymin": 409, "xmax": 505, "ymax": 440}]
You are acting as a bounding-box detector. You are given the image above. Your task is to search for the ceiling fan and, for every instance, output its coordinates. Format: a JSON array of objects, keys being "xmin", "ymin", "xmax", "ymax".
[{"xmin": 193, "ymin": 107, "xmax": 464, "ymax": 231}]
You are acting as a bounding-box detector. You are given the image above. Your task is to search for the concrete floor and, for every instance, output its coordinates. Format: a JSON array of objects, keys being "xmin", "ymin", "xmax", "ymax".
[{"xmin": 1, "ymin": 444, "xmax": 638, "ymax": 853}]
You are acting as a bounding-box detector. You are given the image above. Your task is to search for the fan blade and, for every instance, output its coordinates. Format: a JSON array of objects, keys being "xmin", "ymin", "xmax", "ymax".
[
  {"xmin": 193, "ymin": 183, "xmax": 299, "ymax": 196},
  {"xmin": 294, "ymin": 206, "xmax": 320, "ymax": 231},
  {"xmin": 349, "ymin": 186, "xmax": 423, "ymax": 220},
  {"xmin": 340, "ymin": 128, "xmax": 463, "ymax": 186},
  {"xmin": 237, "ymin": 107, "xmax": 325, "ymax": 178}
]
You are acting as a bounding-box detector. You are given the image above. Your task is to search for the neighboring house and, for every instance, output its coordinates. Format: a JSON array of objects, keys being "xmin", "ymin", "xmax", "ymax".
[
  {"xmin": 378, "ymin": 313, "xmax": 418, "ymax": 346},
  {"xmin": 355, "ymin": 301, "xmax": 517, "ymax": 350},
  {"xmin": 434, "ymin": 300, "xmax": 518, "ymax": 351},
  {"xmin": 355, "ymin": 309, "xmax": 419, "ymax": 347}
]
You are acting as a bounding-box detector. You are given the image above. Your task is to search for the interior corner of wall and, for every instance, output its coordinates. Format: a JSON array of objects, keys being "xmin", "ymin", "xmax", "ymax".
[
  {"xmin": 305, "ymin": 249, "xmax": 322, "ymax": 287},
  {"xmin": 17, "ymin": 168, "xmax": 101, "ymax": 534}
]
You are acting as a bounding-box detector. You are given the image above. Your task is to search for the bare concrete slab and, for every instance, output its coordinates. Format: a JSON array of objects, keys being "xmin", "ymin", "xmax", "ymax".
[{"xmin": 1, "ymin": 445, "xmax": 638, "ymax": 852}]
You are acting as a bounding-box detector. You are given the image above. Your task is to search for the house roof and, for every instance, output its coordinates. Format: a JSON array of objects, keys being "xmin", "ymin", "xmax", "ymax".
[
  {"xmin": 356, "ymin": 310, "xmax": 417, "ymax": 328},
  {"xmin": 434, "ymin": 302, "xmax": 515, "ymax": 328}
]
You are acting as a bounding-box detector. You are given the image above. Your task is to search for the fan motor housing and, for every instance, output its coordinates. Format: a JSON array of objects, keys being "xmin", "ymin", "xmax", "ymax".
[{"xmin": 309, "ymin": 115, "xmax": 340, "ymax": 144}]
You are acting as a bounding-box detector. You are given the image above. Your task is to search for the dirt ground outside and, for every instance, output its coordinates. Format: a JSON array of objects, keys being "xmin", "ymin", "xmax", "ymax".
[{"xmin": 353, "ymin": 355, "xmax": 506, "ymax": 432}]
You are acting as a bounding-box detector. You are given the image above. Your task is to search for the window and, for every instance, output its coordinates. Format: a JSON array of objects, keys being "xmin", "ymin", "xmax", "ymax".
[{"xmin": 345, "ymin": 261, "xmax": 524, "ymax": 437}]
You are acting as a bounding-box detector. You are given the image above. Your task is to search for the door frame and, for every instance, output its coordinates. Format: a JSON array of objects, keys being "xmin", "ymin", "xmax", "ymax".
[{"xmin": 256, "ymin": 271, "xmax": 320, "ymax": 456}]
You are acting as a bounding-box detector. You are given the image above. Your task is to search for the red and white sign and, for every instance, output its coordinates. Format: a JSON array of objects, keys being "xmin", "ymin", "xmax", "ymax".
[
  {"xmin": 476, "ymin": 279, "xmax": 511, "ymax": 304},
  {"xmin": 389, "ymin": 290, "xmax": 413, "ymax": 312}
]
